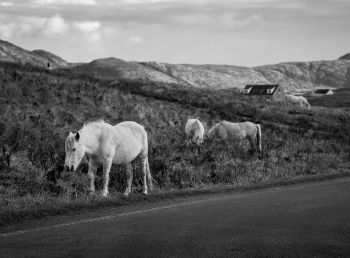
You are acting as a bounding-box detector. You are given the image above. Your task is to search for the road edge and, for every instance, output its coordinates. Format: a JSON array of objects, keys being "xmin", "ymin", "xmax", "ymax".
[{"xmin": 1, "ymin": 170, "xmax": 350, "ymax": 227}]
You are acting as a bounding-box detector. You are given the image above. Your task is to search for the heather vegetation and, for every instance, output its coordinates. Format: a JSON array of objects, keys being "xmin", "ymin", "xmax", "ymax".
[{"xmin": 1, "ymin": 61, "xmax": 350, "ymax": 225}]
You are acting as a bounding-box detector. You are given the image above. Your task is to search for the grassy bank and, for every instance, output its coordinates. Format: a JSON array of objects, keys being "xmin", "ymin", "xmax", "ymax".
[
  {"xmin": 1, "ymin": 62, "xmax": 350, "ymax": 225},
  {"xmin": 2, "ymin": 171, "xmax": 350, "ymax": 227}
]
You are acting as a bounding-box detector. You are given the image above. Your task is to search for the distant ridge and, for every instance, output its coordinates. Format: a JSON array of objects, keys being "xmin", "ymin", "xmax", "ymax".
[{"xmin": 1, "ymin": 38, "xmax": 350, "ymax": 91}]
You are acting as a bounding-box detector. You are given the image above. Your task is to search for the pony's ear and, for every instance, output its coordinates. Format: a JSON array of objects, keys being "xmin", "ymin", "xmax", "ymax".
[{"xmin": 75, "ymin": 132, "xmax": 80, "ymax": 141}]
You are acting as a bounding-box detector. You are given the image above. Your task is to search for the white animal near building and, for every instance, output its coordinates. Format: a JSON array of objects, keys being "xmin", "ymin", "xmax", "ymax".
[
  {"xmin": 64, "ymin": 120, "xmax": 153, "ymax": 197},
  {"xmin": 285, "ymin": 94, "xmax": 311, "ymax": 110},
  {"xmin": 185, "ymin": 118, "xmax": 205, "ymax": 146}
]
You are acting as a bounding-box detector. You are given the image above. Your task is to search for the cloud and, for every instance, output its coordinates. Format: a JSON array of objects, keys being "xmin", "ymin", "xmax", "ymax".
[
  {"xmin": 0, "ymin": 15, "xmax": 44, "ymax": 38},
  {"xmin": 86, "ymin": 32, "xmax": 101, "ymax": 43},
  {"xmin": 42, "ymin": 14, "xmax": 68, "ymax": 36},
  {"xmin": 0, "ymin": 23, "xmax": 16, "ymax": 38},
  {"xmin": 73, "ymin": 21, "xmax": 102, "ymax": 42},
  {"xmin": 74, "ymin": 21, "xmax": 100, "ymax": 32},
  {"xmin": 33, "ymin": 0, "xmax": 96, "ymax": 5},
  {"xmin": 128, "ymin": 36, "xmax": 143, "ymax": 44},
  {"xmin": 0, "ymin": 2, "xmax": 13, "ymax": 6},
  {"xmin": 218, "ymin": 13, "xmax": 261, "ymax": 30},
  {"xmin": 0, "ymin": 11, "xmax": 104, "ymax": 45},
  {"xmin": 122, "ymin": 0, "xmax": 178, "ymax": 3}
]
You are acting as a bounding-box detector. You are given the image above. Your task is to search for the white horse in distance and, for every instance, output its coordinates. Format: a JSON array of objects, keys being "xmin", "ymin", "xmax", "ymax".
[
  {"xmin": 285, "ymin": 94, "xmax": 311, "ymax": 110},
  {"xmin": 207, "ymin": 121, "xmax": 262, "ymax": 156},
  {"xmin": 65, "ymin": 120, "xmax": 153, "ymax": 197},
  {"xmin": 185, "ymin": 118, "xmax": 205, "ymax": 145}
]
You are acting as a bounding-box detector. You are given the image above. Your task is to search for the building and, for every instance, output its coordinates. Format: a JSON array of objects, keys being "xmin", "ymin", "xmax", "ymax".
[
  {"xmin": 314, "ymin": 89, "xmax": 334, "ymax": 95},
  {"xmin": 243, "ymin": 84, "xmax": 285, "ymax": 102}
]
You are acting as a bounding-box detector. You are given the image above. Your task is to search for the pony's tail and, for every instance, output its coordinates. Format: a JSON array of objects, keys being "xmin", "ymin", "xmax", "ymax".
[
  {"xmin": 256, "ymin": 124, "xmax": 262, "ymax": 157},
  {"xmin": 145, "ymin": 156, "xmax": 155, "ymax": 191}
]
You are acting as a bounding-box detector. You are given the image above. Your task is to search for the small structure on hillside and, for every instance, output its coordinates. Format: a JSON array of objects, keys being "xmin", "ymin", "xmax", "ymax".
[
  {"xmin": 314, "ymin": 89, "xmax": 334, "ymax": 95},
  {"xmin": 243, "ymin": 84, "xmax": 285, "ymax": 102}
]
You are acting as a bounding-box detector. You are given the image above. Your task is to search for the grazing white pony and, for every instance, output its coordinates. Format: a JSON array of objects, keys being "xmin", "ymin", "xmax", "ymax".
[
  {"xmin": 185, "ymin": 118, "xmax": 205, "ymax": 145},
  {"xmin": 64, "ymin": 120, "xmax": 153, "ymax": 197},
  {"xmin": 207, "ymin": 121, "xmax": 262, "ymax": 156},
  {"xmin": 285, "ymin": 94, "xmax": 311, "ymax": 110}
]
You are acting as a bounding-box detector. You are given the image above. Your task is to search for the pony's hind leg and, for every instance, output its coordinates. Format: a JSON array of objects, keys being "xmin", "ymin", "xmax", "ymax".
[
  {"xmin": 146, "ymin": 157, "xmax": 153, "ymax": 191},
  {"xmin": 142, "ymin": 157, "xmax": 148, "ymax": 195},
  {"xmin": 123, "ymin": 162, "xmax": 133, "ymax": 197},
  {"xmin": 102, "ymin": 158, "xmax": 113, "ymax": 197},
  {"xmin": 247, "ymin": 137, "xmax": 256, "ymax": 155}
]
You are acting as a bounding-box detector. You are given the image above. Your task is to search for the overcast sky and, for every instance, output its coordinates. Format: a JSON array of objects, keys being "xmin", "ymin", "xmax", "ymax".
[{"xmin": 0, "ymin": 0, "xmax": 349, "ymax": 66}]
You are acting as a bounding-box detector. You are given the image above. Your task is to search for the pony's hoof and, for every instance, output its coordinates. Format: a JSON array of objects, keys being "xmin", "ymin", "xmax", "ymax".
[
  {"xmin": 142, "ymin": 191, "xmax": 149, "ymax": 195},
  {"xmin": 102, "ymin": 191, "xmax": 109, "ymax": 197},
  {"xmin": 88, "ymin": 190, "xmax": 96, "ymax": 196},
  {"xmin": 123, "ymin": 192, "xmax": 130, "ymax": 197}
]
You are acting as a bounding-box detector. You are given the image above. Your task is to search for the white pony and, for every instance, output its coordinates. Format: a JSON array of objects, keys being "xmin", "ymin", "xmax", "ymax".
[
  {"xmin": 285, "ymin": 94, "xmax": 311, "ymax": 110},
  {"xmin": 207, "ymin": 121, "xmax": 262, "ymax": 156},
  {"xmin": 64, "ymin": 120, "xmax": 153, "ymax": 197},
  {"xmin": 185, "ymin": 118, "xmax": 205, "ymax": 145}
]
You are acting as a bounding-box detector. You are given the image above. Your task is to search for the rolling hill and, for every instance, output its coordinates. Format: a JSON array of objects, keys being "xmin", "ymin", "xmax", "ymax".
[
  {"xmin": 1, "ymin": 38, "xmax": 350, "ymax": 91},
  {"xmin": 0, "ymin": 39, "xmax": 69, "ymax": 69}
]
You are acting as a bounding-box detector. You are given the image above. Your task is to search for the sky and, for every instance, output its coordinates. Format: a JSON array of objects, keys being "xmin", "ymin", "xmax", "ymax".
[{"xmin": 0, "ymin": 0, "xmax": 349, "ymax": 66}]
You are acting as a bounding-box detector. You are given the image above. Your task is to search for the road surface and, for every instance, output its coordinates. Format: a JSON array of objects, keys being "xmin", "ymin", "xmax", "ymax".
[{"xmin": 1, "ymin": 178, "xmax": 350, "ymax": 257}]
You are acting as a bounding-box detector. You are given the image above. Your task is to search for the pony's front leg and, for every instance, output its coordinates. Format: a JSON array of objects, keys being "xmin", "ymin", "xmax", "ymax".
[
  {"xmin": 87, "ymin": 158, "xmax": 98, "ymax": 194},
  {"xmin": 185, "ymin": 137, "xmax": 191, "ymax": 147},
  {"xmin": 102, "ymin": 158, "xmax": 113, "ymax": 197},
  {"xmin": 123, "ymin": 162, "xmax": 133, "ymax": 197}
]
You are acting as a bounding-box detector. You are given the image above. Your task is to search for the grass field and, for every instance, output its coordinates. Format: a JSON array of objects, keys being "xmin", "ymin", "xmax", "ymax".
[{"xmin": 1, "ymin": 62, "xmax": 350, "ymax": 225}]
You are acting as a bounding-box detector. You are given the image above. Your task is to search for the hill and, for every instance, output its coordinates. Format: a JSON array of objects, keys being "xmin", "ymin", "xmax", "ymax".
[
  {"xmin": 73, "ymin": 58, "xmax": 350, "ymax": 92},
  {"xmin": 71, "ymin": 57, "xmax": 179, "ymax": 85},
  {"xmin": 339, "ymin": 53, "xmax": 350, "ymax": 60},
  {"xmin": 2, "ymin": 39, "xmax": 349, "ymax": 92},
  {"xmin": 0, "ymin": 39, "xmax": 69, "ymax": 69}
]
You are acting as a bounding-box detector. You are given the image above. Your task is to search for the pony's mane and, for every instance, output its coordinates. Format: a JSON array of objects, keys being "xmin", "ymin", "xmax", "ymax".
[{"xmin": 80, "ymin": 120, "xmax": 108, "ymax": 134}]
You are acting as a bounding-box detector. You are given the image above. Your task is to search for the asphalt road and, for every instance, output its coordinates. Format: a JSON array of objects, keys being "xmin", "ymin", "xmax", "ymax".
[{"xmin": 1, "ymin": 178, "xmax": 350, "ymax": 257}]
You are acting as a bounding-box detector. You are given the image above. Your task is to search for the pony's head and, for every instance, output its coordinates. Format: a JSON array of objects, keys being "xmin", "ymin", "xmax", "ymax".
[
  {"xmin": 193, "ymin": 135, "xmax": 204, "ymax": 145},
  {"xmin": 206, "ymin": 126, "xmax": 216, "ymax": 140},
  {"xmin": 193, "ymin": 119, "xmax": 204, "ymax": 145},
  {"xmin": 64, "ymin": 131, "xmax": 85, "ymax": 171},
  {"xmin": 305, "ymin": 101, "xmax": 311, "ymax": 110}
]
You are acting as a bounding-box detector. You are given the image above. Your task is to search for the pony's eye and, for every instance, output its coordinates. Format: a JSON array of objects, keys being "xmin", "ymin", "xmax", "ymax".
[{"xmin": 72, "ymin": 148, "xmax": 76, "ymax": 152}]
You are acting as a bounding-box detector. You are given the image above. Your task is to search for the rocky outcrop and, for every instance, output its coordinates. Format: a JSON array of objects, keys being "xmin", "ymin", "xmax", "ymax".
[
  {"xmin": 141, "ymin": 62, "xmax": 269, "ymax": 89},
  {"xmin": 141, "ymin": 60, "xmax": 350, "ymax": 91},
  {"xmin": 254, "ymin": 60, "xmax": 350, "ymax": 91}
]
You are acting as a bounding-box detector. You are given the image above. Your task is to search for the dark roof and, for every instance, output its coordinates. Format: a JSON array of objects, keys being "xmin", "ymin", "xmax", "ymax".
[
  {"xmin": 244, "ymin": 84, "xmax": 279, "ymax": 95},
  {"xmin": 314, "ymin": 89, "xmax": 332, "ymax": 94}
]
